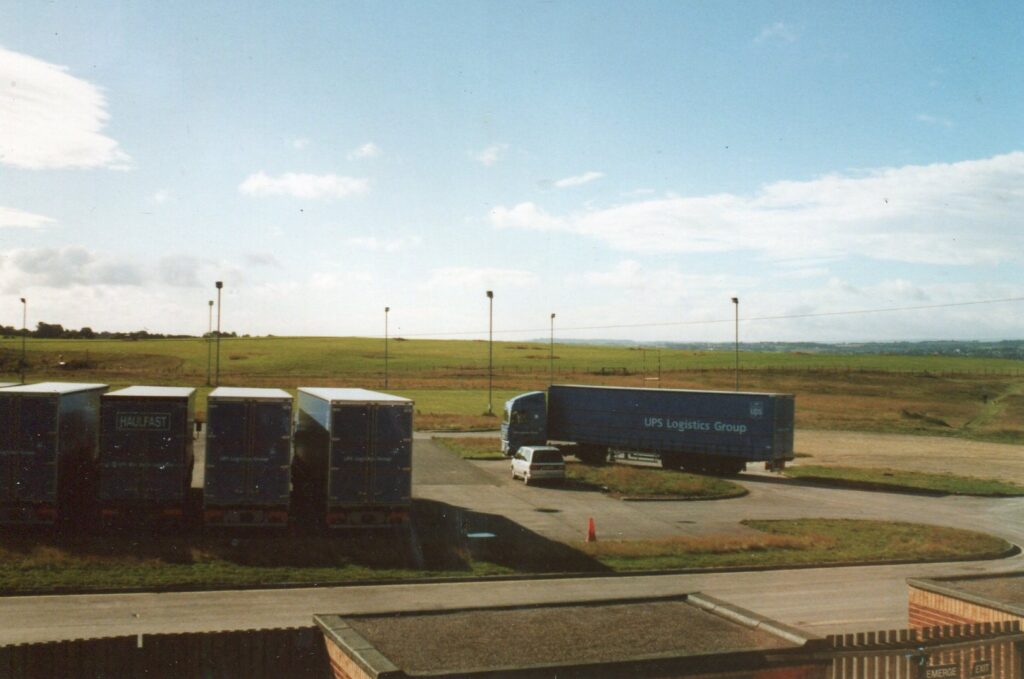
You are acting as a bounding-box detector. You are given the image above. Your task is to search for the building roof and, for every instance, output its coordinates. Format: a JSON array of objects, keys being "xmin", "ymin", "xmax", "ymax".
[
  {"xmin": 299, "ymin": 387, "xmax": 411, "ymax": 404},
  {"xmin": 0, "ymin": 382, "xmax": 107, "ymax": 395},
  {"xmin": 208, "ymin": 387, "xmax": 292, "ymax": 400},
  {"xmin": 105, "ymin": 386, "xmax": 195, "ymax": 399},
  {"xmin": 315, "ymin": 594, "xmax": 813, "ymax": 677},
  {"xmin": 909, "ymin": 574, "xmax": 1024, "ymax": 617}
]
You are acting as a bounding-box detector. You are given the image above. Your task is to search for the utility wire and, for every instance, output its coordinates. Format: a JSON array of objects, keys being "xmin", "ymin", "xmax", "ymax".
[{"xmin": 396, "ymin": 295, "xmax": 1024, "ymax": 338}]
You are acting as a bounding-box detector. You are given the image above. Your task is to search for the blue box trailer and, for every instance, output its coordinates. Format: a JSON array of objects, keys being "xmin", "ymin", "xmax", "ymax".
[
  {"xmin": 502, "ymin": 385, "xmax": 795, "ymax": 474},
  {"xmin": 203, "ymin": 387, "xmax": 293, "ymax": 527},
  {"xmin": 293, "ymin": 388, "xmax": 412, "ymax": 527},
  {"xmin": 98, "ymin": 386, "xmax": 195, "ymax": 524},
  {"xmin": 0, "ymin": 382, "xmax": 107, "ymax": 524}
]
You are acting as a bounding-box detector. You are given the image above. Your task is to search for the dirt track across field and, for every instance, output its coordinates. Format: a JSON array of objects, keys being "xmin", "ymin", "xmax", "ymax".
[{"xmin": 793, "ymin": 430, "xmax": 1024, "ymax": 484}]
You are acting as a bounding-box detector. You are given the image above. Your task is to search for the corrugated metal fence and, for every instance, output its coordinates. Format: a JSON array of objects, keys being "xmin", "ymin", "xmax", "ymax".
[{"xmin": 0, "ymin": 626, "xmax": 330, "ymax": 679}]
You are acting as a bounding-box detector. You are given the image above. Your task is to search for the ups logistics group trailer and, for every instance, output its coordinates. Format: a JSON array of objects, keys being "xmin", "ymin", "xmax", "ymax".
[
  {"xmin": 204, "ymin": 387, "xmax": 293, "ymax": 527},
  {"xmin": 502, "ymin": 385, "xmax": 794, "ymax": 474},
  {"xmin": 293, "ymin": 388, "xmax": 412, "ymax": 527},
  {"xmin": 0, "ymin": 382, "xmax": 107, "ymax": 524},
  {"xmin": 98, "ymin": 386, "xmax": 195, "ymax": 524}
]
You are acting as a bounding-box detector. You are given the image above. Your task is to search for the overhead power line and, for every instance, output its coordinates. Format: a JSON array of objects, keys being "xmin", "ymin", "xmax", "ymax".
[{"xmin": 397, "ymin": 295, "xmax": 1024, "ymax": 339}]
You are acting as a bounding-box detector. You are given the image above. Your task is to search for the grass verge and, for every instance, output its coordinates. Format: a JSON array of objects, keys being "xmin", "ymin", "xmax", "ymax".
[
  {"xmin": 582, "ymin": 519, "xmax": 1012, "ymax": 570},
  {"xmin": 783, "ymin": 465, "xmax": 1024, "ymax": 496},
  {"xmin": 431, "ymin": 436, "xmax": 505, "ymax": 460},
  {"xmin": 566, "ymin": 461, "xmax": 746, "ymax": 500}
]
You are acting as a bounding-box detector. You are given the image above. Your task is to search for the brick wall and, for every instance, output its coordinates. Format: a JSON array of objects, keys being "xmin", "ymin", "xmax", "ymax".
[{"xmin": 910, "ymin": 585, "xmax": 1024, "ymax": 629}]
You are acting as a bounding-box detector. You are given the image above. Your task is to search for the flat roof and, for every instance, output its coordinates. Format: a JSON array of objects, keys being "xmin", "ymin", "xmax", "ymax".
[
  {"xmin": 316, "ymin": 594, "xmax": 811, "ymax": 677},
  {"xmin": 551, "ymin": 384, "xmax": 793, "ymax": 398},
  {"xmin": 299, "ymin": 387, "xmax": 411, "ymax": 404},
  {"xmin": 0, "ymin": 382, "xmax": 107, "ymax": 395},
  {"xmin": 209, "ymin": 387, "xmax": 292, "ymax": 400},
  {"xmin": 106, "ymin": 386, "xmax": 195, "ymax": 399},
  {"xmin": 909, "ymin": 574, "xmax": 1024, "ymax": 617},
  {"xmin": 0, "ymin": 383, "xmax": 17, "ymax": 389}
]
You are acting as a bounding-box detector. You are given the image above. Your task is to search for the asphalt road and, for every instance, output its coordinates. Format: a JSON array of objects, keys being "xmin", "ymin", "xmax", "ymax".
[{"xmin": 0, "ymin": 435, "xmax": 1021, "ymax": 644}]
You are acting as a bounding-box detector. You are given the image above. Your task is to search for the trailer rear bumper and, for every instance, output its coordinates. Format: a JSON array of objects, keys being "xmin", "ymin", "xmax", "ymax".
[
  {"xmin": 98, "ymin": 503, "xmax": 187, "ymax": 525},
  {"xmin": 0, "ymin": 503, "xmax": 57, "ymax": 525},
  {"xmin": 326, "ymin": 506, "xmax": 410, "ymax": 528},
  {"xmin": 203, "ymin": 506, "xmax": 289, "ymax": 527}
]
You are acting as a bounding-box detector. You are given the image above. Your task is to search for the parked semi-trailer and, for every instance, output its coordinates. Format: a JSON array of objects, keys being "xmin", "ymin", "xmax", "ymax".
[
  {"xmin": 98, "ymin": 386, "xmax": 195, "ymax": 524},
  {"xmin": 501, "ymin": 385, "xmax": 794, "ymax": 474},
  {"xmin": 293, "ymin": 388, "xmax": 412, "ymax": 527},
  {"xmin": 0, "ymin": 382, "xmax": 107, "ymax": 524},
  {"xmin": 204, "ymin": 387, "xmax": 292, "ymax": 527}
]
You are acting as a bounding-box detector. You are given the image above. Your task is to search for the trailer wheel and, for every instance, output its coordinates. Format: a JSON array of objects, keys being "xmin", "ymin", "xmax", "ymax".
[
  {"xmin": 575, "ymin": 446, "xmax": 608, "ymax": 465},
  {"xmin": 660, "ymin": 454, "xmax": 682, "ymax": 471}
]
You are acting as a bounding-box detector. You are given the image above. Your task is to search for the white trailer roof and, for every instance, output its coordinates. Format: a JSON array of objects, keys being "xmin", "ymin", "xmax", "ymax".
[
  {"xmin": 298, "ymin": 387, "xmax": 412, "ymax": 404},
  {"xmin": 0, "ymin": 382, "xmax": 107, "ymax": 394},
  {"xmin": 209, "ymin": 386, "xmax": 292, "ymax": 400},
  {"xmin": 106, "ymin": 386, "xmax": 195, "ymax": 399}
]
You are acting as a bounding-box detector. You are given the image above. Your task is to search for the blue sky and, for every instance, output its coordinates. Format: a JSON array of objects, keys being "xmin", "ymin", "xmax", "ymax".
[{"xmin": 1, "ymin": 1, "xmax": 1023, "ymax": 342}]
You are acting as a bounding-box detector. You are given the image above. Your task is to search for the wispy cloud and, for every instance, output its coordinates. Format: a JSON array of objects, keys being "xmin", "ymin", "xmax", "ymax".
[
  {"xmin": 755, "ymin": 22, "xmax": 797, "ymax": 45},
  {"xmin": 0, "ymin": 46, "xmax": 131, "ymax": 170},
  {"xmin": 554, "ymin": 171, "xmax": 604, "ymax": 188},
  {"xmin": 491, "ymin": 151, "xmax": 1024, "ymax": 266},
  {"xmin": 291, "ymin": 137, "xmax": 311, "ymax": 150},
  {"xmin": 346, "ymin": 236, "xmax": 423, "ymax": 252},
  {"xmin": 151, "ymin": 189, "xmax": 171, "ymax": 204},
  {"xmin": 472, "ymin": 143, "xmax": 509, "ymax": 167},
  {"xmin": 423, "ymin": 266, "xmax": 537, "ymax": 291},
  {"xmin": 239, "ymin": 172, "xmax": 369, "ymax": 199},
  {"xmin": 916, "ymin": 113, "xmax": 954, "ymax": 128},
  {"xmin": 3, "ymin": 246, "xmax": 144, "ymax": 288},
  {"xmin": 0, "ymin": 206, "xmax": 54, "ymax": 229},
  {"xmin": 347, "ymin": 142, "xmax": 381, "ymax": 160}
]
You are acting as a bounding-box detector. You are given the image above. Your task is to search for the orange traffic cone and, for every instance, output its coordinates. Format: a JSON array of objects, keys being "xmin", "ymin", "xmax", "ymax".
[{"xmin": 586, "ymin": 517, "xmax": 597, "ymax": 543}]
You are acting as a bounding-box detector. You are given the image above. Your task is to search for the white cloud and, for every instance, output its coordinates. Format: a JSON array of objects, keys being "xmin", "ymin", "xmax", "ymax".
[
  {"xmin": 239, "ymin": 172, "xmax": 369, "ymax": 199},
  {"xmin": 916, "ymin": 113, "xmax": 954, "ymax": 128},
  {"xmin": 472, "ymin": 143, "xmax": 509, "ymax": 167},
  {"xmin": 755, "ymin": 22, "xmax": 797, "ymax": 44},
  {"xmin": 1, "ymin": 246, "xmax": 144, "ymax": 289},
  {"xmin": 491, "ymin": 151, "xmax": 1024, "ymax": 266},
  {"xmin": 423, "ymin": 266, "xmax": 538, "ymax": 291},
  {"xmin": 554, "ymin": 171, "xmax": 604, "ymax": 188},
  {"xmin": 0, "ymin": 206, "xmax": 54, "ymax": 228},
  {"xmin": 346, "ymin": 236, "xmax": 423, "ymax": 252},
  {"xmin": 347, "ymin": 142, "xmax": 381, "ymax": 160},
  {"xmin": 0, "ymin": 46, "xmax": 130, "ymax": 170},
  {"xmin": 151, "ymin": 189, "xmax": 171, "ymax": 204},
  {"xmin": 291, "ymin": 137, "xmax": 310, "ymax": 150}
]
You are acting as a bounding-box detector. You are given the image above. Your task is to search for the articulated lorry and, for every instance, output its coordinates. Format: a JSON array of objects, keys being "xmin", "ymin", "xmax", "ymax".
[
  {"xmin": 204, "ymin": 387, "xmax": 293, "ymax": 527},
  {"xmin": 0, "ymin": 382, "xmax": 107, "ymax": 524},
  {"xmin": 98, "ymin": 386, "xmax": 196, "ymax": 523},
  {"xmin": 501, "ymin": 385, "xmax": 794, "ymax": 474},
  {"xmin": 293, "ymin": 388, "xmax": 412, "ymax": 527}
]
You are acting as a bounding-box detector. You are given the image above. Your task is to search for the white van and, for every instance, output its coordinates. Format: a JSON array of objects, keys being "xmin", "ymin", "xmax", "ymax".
[{"xmin": 510, "ymin": 446, "xmax": 565, "ymax": 485}]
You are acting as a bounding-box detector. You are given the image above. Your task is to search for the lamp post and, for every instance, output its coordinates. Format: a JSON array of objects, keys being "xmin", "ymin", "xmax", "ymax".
[
  {"xmin": 384, "ymin": 306, "xmax": 390, "ymax": 389},
  {"xmin": 731, "ymin": 297, "xmax": 739, "ymax": 391},
  {"xmin": 486, "ymin": 290, "xmax": 493, "ymax": 416},
  {"xmin": 206, "ymin": 300, "xmax": 213, "ymax": 386},
  {"xmin": 549, "ymin": 313, "xmax": 556, "ymax": 385},
  {"xmin": 19, "ymin": 297, "xmax": 26, "ymax": 384},
  {"xmin": 215, "ymin": 281, "xmax": 223, "ymax": 386}
]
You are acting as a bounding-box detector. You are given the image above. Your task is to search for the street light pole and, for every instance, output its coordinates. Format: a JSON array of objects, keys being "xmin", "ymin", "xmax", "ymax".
[
  {"xmin": 731, "ymin": 297, "xmax": 739, "ymax": 391},
  {"xmin": 486, "ymin": 290, "xmax": 493, "ymax": 416},
  {"xmin": 206, "ymin": 300, "xmax": 213, "ymax": 386},
  {"xmin": 19, "ymin": 297, "xmax": 26, "ymax": 384},
  {"xmin": 549, "ymin": 313, "xmax": 556, "ymax": 386},
  {"xmin": 384, "ymin": 306, "xmax": 390, "ymax": 389},
  {"xmin": 215, "ymin": 281, "xmax": 223, "ymax": 386}
]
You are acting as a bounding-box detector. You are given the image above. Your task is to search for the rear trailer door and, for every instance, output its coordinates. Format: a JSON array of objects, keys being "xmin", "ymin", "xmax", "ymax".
[
  {"xmin": 371, "ymin": 404, "xmax": 412, "ymax": 505},
  {"xmin": 0, "ymin": 395, "xmax": 58, "ymax": 503},
  {"xmin": 206, "ymin": 400, "xmax": 291, "ymax": 507},
  {"xmin": 327, "ymin": 405, "xmax": 371, "ymax": 505},
  {"xmin": 100, "ymin": 398, "xmax": 190, "ymax": 502}
]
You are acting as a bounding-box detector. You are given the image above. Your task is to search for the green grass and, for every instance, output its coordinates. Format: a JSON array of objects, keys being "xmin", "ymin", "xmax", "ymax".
[
  {"xmin": 432, "ymin": 436, "xmax": 506, "ymax": 460},
  {"xmin": 566, "ymin": 461, "xmax": 746, "ymax": 499},
  {"xmin": 583, "ymin": 519, "xmax": 1011, "ymax": 570},
  {"xmin": 3, "ymin": 335, "xmax": 1024, "ymax": 441},
  {"xmin": 784, "ymin": 465, "xmax": 1024, "ymax": 496}
]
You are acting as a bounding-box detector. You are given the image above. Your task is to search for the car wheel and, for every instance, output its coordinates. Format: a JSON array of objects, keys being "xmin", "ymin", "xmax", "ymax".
[{"xmin": 523, "ymin": 475, "xmax": 530, "ymax": 486}]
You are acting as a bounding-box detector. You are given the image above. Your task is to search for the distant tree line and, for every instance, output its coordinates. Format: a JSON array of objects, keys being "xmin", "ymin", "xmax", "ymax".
[{"xmin": 0, "ymin": 322, "xmax": 238, "ymax": 341}]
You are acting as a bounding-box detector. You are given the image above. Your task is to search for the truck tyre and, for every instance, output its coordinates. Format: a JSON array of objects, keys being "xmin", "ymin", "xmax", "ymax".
[
  {"xmin": 575, "ymin": 446, "xmax": 607, "ymax": 465},
  {"xmin": 660, "ymin": 454, "xmax": 682, "ymax": 471}
]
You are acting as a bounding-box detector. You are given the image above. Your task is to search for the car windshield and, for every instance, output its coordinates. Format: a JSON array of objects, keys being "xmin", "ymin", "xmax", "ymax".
[{"xmin": 532, "ymin": 450, "xmax": 562, "ymax": 464}]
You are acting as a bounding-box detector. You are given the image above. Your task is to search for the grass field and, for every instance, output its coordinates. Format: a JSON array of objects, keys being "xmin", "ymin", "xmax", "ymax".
[
  {"xmin": 565, "ymin": 462, "xmax": 746, "ymax": 499},
  {"xmin": 581, "ymin": 519, "xmax": 1011, "ymax": 570},
  {"xmin": 2, "ymin": 335, "xmax": 1024, "ymax": 441},
  {"xmin": 784, "ymin": 465, "xmax": 1024, "ymax": 496},
  {"xmin": 432, "ymin": 436, "xmax": 506, "ymax": 460}
]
